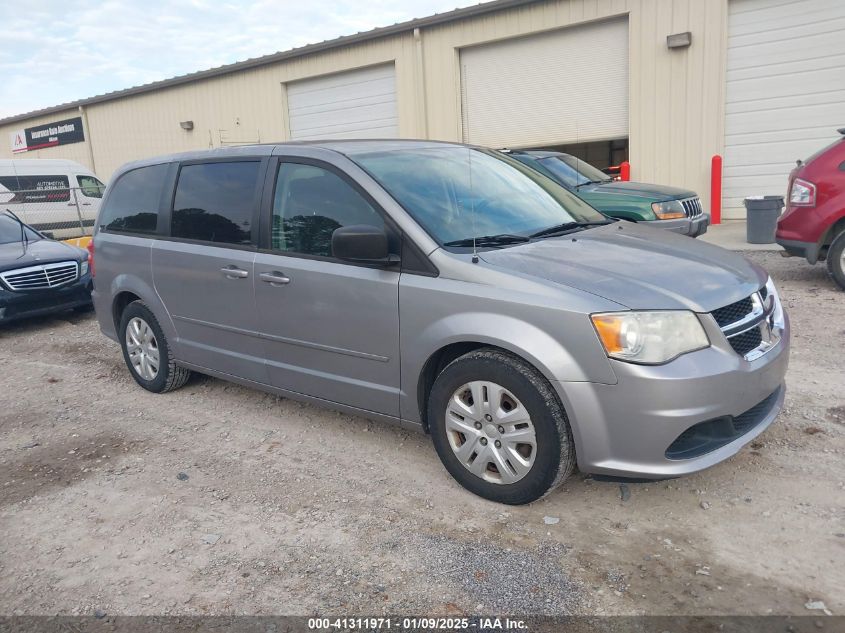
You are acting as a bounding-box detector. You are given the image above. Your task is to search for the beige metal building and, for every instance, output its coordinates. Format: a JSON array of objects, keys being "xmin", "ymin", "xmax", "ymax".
[{"xmin": 2, "ymin": 0, "xmax": 843, "ymax": 219}]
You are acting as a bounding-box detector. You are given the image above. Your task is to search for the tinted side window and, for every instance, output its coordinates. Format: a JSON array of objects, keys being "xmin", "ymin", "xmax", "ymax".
[
  {"xmin": 272, "ymin": 163, "xmax": 383, "ymax": 257},
  {"xmin": 172, "ymin": 162, "xmax": 260, "ymax": 245},
  {"xmin": 99, "ymin": 164, "xmax": 167, "ymax": 234}
]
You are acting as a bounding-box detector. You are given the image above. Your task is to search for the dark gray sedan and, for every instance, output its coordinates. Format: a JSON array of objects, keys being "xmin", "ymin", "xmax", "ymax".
[{"xmin": 0, "ymin": 211, "xmax": 92, "ymax": 323}]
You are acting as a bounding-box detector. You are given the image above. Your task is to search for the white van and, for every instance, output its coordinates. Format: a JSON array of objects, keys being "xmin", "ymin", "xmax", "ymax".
[{"xmin": 0, "ymin": 159, "xmax": 106, "ymax": 238}]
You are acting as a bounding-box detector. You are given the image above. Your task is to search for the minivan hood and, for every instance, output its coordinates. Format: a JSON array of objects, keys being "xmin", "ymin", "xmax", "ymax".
[
  {"xmin": 0, "ymin": 239, "xmax": 83, "ymax": 272},
  {"xmin": 479, "ymin": 223, "xmax": 766, "ymax": 312},
  {"xmin": 580, "ymin": 180, "xmax": 697, "ymax": 201}
]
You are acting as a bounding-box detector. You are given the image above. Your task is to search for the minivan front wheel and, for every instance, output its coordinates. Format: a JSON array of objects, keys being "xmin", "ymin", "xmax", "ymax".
[
  {"xmin": 119, "ymin": 301, "xmax": 191, "ymax": 393},
  {"xmin": 428, "ymin": 348, "xmax": 576, "ymax": 504}
]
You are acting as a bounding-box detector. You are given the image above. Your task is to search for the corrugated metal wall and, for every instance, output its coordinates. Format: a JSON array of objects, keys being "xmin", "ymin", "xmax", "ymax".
[{"xmin": 0, "ymin": 0, "xmax": 728, "ymax": 212}]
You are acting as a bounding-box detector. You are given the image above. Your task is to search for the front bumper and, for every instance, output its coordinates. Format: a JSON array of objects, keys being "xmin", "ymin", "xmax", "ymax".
[
  {"xmin": 0, "ymin": 275, "xmax": 93, "ymax": 323},
  {"xmin": 649, "ymin": 213, "xmax": 711, "ymax": 238},
  {"xmin": 555, "ymin": 310, "xmax": 790, "ymax": 478}
]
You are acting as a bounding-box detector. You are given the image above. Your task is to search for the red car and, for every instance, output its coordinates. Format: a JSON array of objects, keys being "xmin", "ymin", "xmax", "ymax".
[{"xmin": 776, "ymin": 128, "xmax": 845, "ymax": 290}]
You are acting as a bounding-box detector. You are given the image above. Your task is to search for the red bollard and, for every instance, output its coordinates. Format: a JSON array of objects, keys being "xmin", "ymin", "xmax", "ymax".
[
  {"xmin": 620, "ymin": 161, "xmax": 631, "ymax": 182},
  {"xmin": 710, "ymin": 154, "xmax": 722, "ymax": 225}
]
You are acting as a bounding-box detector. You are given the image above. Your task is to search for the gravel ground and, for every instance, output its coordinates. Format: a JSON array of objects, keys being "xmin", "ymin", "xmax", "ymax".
[{"xmin": 0, "ymin": 251, "xmax": 842, "ymax": 616}]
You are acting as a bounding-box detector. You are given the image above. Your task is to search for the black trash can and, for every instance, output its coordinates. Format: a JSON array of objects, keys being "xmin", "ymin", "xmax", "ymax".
[{"xmin": 744, "ymin": 196, "xmax": 783, "ymax": 244}]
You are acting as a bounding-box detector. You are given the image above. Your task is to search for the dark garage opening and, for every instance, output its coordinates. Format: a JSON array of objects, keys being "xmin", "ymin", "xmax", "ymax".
[{"xmin": 525, "ymin": 137, "xmax": 629, "ymax": 174}]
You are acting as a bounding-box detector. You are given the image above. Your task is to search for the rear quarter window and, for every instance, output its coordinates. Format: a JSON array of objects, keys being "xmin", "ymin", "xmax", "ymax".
[{"xmin": 99, "ymin": 164, "xmax": 168, "ymax": 234}]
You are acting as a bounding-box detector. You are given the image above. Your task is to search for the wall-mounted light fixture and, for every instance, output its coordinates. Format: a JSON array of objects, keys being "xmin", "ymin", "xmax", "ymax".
[
  {"xmin": 180, "ymin": 120, "xmax": 194, "ymax": 131},
  {"xmin": 667, "ymin": 32, "xmax": 692, "ymax": 49}
]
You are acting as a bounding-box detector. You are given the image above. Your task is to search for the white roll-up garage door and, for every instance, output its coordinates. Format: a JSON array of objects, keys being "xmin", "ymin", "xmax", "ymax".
[
  {"xmin": 724, "ymin": 0, "xmax": 845, "ymax": 217},
  {"xmin": 460, "ymin": 17, "xmax": 629, "ymax": 148},
  {"xmin": 286, "ymin": 64, "xmax": 398, "ymax": 140}
]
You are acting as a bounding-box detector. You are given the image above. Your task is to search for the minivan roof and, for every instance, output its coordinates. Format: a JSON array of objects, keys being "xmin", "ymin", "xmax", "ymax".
[{"xmin": 112, "ymin": 139, "xmax": 470, "ymax": 175}]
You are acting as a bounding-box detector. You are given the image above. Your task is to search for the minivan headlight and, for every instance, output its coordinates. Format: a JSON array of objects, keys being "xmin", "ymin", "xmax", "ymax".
[
  {"xmin": 80, "ymin": 260, "xmax": 89, "ymax": 276},
  {"xmin": 651, "ymin": 200, "xmax": 686, "ymax": 220},
  {"xmin": 591, "ymin": 311, "xmax": 710, "ymax": 364}
]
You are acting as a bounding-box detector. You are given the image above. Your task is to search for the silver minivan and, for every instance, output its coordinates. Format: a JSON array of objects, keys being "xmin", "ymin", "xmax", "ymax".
[{"xmin": 91, "ymin": 141, "xmax": 789, "ymax": 504}]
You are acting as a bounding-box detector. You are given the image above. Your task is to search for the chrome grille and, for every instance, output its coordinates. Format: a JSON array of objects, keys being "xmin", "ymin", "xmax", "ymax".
[
  {"xmin": 0, "ymin": 261, "xmax": 79, "ymax": 291},
  {"xmin": 712, "ymin": 297, "xmax": 754, "ymax": 328},
  {"xmin": 710, "ymin": 287, "xmax": 779, "ymax": 359},
  {"xmin": 680, "ymin": 196, "xmax": 703, "ymax": 217}
]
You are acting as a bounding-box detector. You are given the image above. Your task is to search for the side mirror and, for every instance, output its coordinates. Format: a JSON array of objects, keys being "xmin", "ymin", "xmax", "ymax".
[{"xmin": 332, "ymin": 225, "xmax": 398, "ymax": 266}]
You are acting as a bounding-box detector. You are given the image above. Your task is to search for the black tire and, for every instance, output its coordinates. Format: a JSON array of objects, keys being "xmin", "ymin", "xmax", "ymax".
[
  {"xmin": 826, "ymin": 230, "xmax": 845, "ymax": 291},
  {"xmin": 427, "ymin": 348, "xmax": 576, "ymax": 505},
  {"xmin": 118, "ymin": 301, "xmax": 191, "ymax": 393}
]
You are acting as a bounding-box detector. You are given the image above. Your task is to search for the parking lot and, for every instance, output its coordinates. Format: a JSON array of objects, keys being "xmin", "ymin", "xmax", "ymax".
[{"xmin": 0, "ymin": 250, "xmax": 842, "ymax": 617}]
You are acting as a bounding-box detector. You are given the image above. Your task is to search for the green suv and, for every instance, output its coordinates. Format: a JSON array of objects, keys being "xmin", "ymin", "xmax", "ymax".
[{"xmin": 505, "ymin": 150, "xmax": 710, "ymax": 237}]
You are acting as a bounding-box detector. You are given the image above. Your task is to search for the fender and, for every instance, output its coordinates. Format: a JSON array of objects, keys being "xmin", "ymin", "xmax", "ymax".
[{"xmin": 399, "ymin": 310, "xmax": 619, "ymax": 425}]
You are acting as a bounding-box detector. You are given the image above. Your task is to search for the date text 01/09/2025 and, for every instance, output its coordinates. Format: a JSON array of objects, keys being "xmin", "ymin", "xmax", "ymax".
[{"xmin": 307, "ymin": 617, "xmax": 528, "ymax": 630}]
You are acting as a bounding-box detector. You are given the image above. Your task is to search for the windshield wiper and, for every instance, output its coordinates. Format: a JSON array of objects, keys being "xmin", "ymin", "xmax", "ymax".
[
  {"xmin": 529, "ymin": 221, "xmax": 612, "ymax": 239},
  {"xmin": 444, "ymin": 233, "xmax": 530, "ymax": 247},
  {"xmin": 575, "ymin": 179, "xmax": 612, "ymax": 189}
]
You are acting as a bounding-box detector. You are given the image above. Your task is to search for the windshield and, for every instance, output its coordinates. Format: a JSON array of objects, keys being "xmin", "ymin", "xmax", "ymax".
[
  {"xmin": 0, "ymin": 214, "xmax": 41, "ymax": 245},
  {"xmin": 536, "ymin": 154, "xmax": 611, "ymax": 188},
  {"xmin": 351, "ymin": 147, "xmax": 606, "ymax": 246}
]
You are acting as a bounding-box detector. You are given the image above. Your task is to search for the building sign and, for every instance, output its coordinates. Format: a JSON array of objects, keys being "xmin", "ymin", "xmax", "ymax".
[{"xmin": 9, "ymin": 116, "xmax": 85, "ymax": 153}]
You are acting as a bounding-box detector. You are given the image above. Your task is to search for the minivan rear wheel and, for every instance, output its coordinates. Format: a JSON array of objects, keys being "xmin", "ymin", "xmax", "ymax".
[
  {"xmin": 826, "ymin": 230, "xmax": 845, "ymax": 291},
  {"xmin": 428, "ymin": 348, "xmax": 576, "ymax": 504},
  {"xmin": 119, "ymin": 301, "xmax": 191, "ymax": 393}
]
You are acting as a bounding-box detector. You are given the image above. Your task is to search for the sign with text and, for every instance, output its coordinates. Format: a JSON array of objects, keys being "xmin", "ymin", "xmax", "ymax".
[{"xmin": 10, "ymin": 116, "xmax": 85, "ymax": 153}]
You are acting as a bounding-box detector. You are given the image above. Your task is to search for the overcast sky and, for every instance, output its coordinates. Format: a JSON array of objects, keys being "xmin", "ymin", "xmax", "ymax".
[{"xmin": 0, "ymin": 0, "xmax": 480, "ymax": 119}]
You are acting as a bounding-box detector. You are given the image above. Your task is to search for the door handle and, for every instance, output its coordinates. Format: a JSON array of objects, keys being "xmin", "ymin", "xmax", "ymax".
[
  {"xmin": 220, "ymin": 266, "xmax": 249, "ymax": 279},
  {"xmin": 259, "ymin": 271, "xmax": 291, "ymax": 286}
]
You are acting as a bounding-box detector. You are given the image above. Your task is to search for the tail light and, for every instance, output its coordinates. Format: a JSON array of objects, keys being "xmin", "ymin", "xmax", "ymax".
[
  {"xmin": 789, "ymin": 178, "xmax": 816, "ymax": 207},
  {"xmin": 87, "ymin": 240, "xmax": 95, "ymax": 277}
]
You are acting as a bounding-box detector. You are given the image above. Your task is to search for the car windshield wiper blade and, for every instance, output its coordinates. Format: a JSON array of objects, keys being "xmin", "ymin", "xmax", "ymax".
[
  {"xmin": 529, "ymin": 221, "xmax": 612, "ymax": 239},
  {"xmin": 444, "ymin": 233, "xmax": 530, "ymax": 247},
  {"xmin": 575, "ymin": 179, "xmax": 611, "ymax": 189}
]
